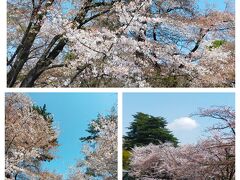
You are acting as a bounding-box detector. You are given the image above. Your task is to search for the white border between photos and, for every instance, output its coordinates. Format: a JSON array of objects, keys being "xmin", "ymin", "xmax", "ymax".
[
  {"xmin": 0, "ymin": 0, "xmax": 239, "ymax": 179},
  {"xmin": 0, "ymin": 0, "xmax": 6, "ymax": 179},
  {"xmin": 235, "ymin": 0, "xmax": 239, "ymax": 178}
]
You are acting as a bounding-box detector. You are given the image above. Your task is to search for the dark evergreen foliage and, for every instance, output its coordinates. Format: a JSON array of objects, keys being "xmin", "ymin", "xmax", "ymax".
[
  {"xmin": 80, "ymin": 107, "xmax": 117, "ymax": 142},
  {"xmin": 124, "ymin": 112, "xmax": 178, "ymax": 150},
  {"xmin": 32, "ymin": 104, "xmax": 53, "ymax": 122}
]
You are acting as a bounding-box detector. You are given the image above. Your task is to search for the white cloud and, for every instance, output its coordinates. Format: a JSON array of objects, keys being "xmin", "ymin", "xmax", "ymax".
[{"xmin": 167, "ymin": 117, "xmax": 198, "ymax": 131}]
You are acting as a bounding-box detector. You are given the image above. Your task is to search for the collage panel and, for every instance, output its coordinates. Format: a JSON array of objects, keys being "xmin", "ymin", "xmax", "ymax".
[
  {"xmin": 6, "ymin": 0, "xmax": 235, "ymax": 88},
  {"xmin": 123, "ymin": 93, "xmax": 235, "ymax": 179},
  {"xmin": 5, "ymin": 92, "xmax": 118, "ymax": 179}
]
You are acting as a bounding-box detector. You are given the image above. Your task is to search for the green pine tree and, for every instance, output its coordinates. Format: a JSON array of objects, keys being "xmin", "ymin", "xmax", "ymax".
[
  {"xmin": 32, "ymin": 104, "xmax": 58, "ymax": 161},
  {"xmin": 32, "ymin": 104, "xmax": 53, "ymax": 123},
  {"xmin": 124, "ymin": 112, "xmax": 178, "ymax": 150},
  {"xmin": 80, "ymin": 107, "xmax": 117, "ymax": 142}
]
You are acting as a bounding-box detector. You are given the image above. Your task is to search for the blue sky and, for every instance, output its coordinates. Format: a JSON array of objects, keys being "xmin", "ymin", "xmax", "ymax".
[
  {"xmin": 123, "ymin": 93, "xmax": 235, "ymax": 145},
  {"xmin": 27, "ymin": 93, "xmax": 117, "ymax": 178},
  {"xmin": 198, "ymin": 0, "xmax": 228, "ymax": 11},
  {"xmin": 61, "ymin": 0, "xmax": 233, "ymax": 13}
]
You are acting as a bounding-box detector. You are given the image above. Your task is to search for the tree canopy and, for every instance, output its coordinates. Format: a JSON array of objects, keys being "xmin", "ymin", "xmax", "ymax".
[
  {"xmin": 7, "ymin": 0, "xmax": 235, "ymax": 87},
  {"xmin": 124, "ymin": 112, "xmax": 178, "ymax": 150},
  {"xmin": 69, "ymin": 110, "xmax": 118, "ymax": 179},
  {"xmin": 5, "ymin": 93, "xmax": 60, "ymax": 179},
  {"xmin": 129, "ymin": 106, "xmax": 235, "ymax": 179},
  {"xmin": 80, "ymin": 107, "xmax": 117, "ymax": 142}
]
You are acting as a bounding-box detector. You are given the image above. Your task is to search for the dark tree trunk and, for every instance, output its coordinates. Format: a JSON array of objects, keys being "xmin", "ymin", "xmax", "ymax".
[{"xmin": 20, "ymin": 37, "xmax": 67, "ymax": 87}]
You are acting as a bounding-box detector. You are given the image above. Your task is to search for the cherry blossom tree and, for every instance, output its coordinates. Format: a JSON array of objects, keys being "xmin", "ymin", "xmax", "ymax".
[
  {"xmin": 69, "ymin": 110, "xmax": 118, "ymax": 179},
  {"xmin": 129, "ymin": 106, "xmax": 235, "ymax": 179},
  {"xmin": 7, "ymin": 0, "xmax": 235, "ymax": 87},
  {"xmin": 5, "ymin": 93, "xmax": 59, "ymax": 179}
]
